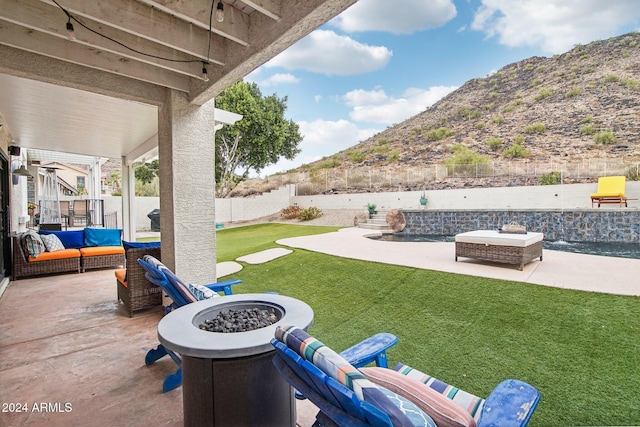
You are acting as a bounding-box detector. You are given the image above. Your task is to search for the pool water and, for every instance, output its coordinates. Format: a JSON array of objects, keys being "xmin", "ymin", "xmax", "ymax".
[{"xmin": 368, "ymin": 234, "xmax": 640, "ymax": 260}]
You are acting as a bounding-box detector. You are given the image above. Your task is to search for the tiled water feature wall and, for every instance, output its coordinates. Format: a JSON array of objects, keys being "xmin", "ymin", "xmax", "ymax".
[{"xmin": 402, "ymin": 210, "xmax": 640, "ymax": 243}]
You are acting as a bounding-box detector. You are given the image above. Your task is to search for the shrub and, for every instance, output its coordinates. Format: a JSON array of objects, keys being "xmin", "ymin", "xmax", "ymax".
[
  {"xmin": 524, "ymin": 122, "xmax": 546, "ymax": 134},
  {"xmin": 492, "ymin": 115, "xmax": 504, "ymax": 124},
  {"xmin": 582, "ymin": 115, "xmax": 593, "ymax": 123},
  {"xmin": 534, "ymin": 88, "xmax": 554, "ymax": 100},
  {"xmin": 313, "ymin": 156, "xmax": 341, "ymax": 170},
  {"xmin": 626, "ymin": 165, "xmax": 640, "ymax": 181},
  {"xmin": 386, "ymin": 150, "xmax": 400, "ymax": 163},
  {"xmin": 623, "ymin": 78, "xmax": 638, "ymax": 89},
  {"xmin": 378, "ymin": 137, "xmax": 391, "ymax": 145},
  {"xmin": 298, "ymin": 206, "xmax": 323, "ymax": 221},
  {"xmin": 280, "ymin": 206, "xmax": 303, "ymax": 219},
  {"xmin": 538, "ymin": 171, "xmax": 562, "ymax": 185},
  {"xmin": 444, "ymin": 146, "xmax": 490, "ymax": 176},
  {"xmin": 502, "ymin": 144, "xmax": 529, "ymax": 158},
  {"xmin": 426, "ymin": 127, "xmax": 455, "ymax": 141},
  {"xmin": 513, "ymin": 134, "xmax": 525, "ymax": 144},
  {"xmin": 604, "ymin": 74, "xmax": 620, "ymax": 83},
  {"xmin": 488, "ymin": 137, "xmax": 503, "ymax": 150},
  {"xmin": 566, "ymin": 87, "xmax": 581, "ymax": 97},
  {"xmin": 475, "ymin": 121, "xmax": 485, "ymax": 130},
  {"xmin": 580, "ymin": 125, "xmax": 595, "ymax": 135},
  {"xmin": 347, "ymin": 150, "xmax": 365, "ymax": 163},
  {"xmin": 594, "ymin": 131, "xmax": 617, "ymax": 145}
]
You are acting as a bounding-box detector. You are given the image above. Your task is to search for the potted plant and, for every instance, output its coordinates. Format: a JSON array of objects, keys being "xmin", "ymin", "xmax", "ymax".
[
  {"xmin": 419, "ymin": 192, "xmax": 428, "ymax": 206},
  {"xmin": 366, "ymin": 203, "xmax": 377, "ymax": 216}
]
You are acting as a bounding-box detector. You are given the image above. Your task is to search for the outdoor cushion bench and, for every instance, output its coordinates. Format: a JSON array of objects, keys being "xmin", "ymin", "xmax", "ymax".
[
  {"xmin": 13, "ymin": 228, "xmax": 125, "ymax": 279},
  {"xmin": 455, "ymin": 230, "xmax": 543, "ymax": 270}
]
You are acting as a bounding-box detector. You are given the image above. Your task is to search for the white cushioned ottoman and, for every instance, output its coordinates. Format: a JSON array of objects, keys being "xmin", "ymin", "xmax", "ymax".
[{"xmin": 455, "ymin": 230, "xmax": 543, "ymax": 270}]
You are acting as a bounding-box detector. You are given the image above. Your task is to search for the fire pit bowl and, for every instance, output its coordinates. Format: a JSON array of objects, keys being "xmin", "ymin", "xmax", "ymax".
[{"xmin": 157, "ymin": 293, "xmax": 314, "ymax": 426}]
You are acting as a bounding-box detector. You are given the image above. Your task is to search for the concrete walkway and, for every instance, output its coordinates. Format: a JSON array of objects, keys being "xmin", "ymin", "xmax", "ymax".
[{"xmin": 278, "ymin": 227, "xmax": 640, "ymax": 296}]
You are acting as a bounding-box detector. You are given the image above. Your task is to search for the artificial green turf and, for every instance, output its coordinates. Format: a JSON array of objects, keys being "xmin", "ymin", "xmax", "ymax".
[{"xmin": 218, "ymin": 224, "xmax": 640, "ymax": 426}]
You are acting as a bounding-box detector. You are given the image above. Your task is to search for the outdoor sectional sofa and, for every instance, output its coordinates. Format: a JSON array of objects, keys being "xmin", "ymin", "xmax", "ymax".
[{"xmin": 13, "ymin": 228, "xmax": 125, "ymax": 279}]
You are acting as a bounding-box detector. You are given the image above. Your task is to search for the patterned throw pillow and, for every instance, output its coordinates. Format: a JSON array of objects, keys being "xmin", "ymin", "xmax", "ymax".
[
  {"xmin": 187, "ymin": 283, "xmax": 220, "ymax": 300},
  {"xmin": 275, "ymin": 325, "xmax": 414, "ymax": 427},
  {"xmin": 41, "ymin": 233, "xmax": 66, "ymax": 252},
  {"xmin": 362, "ymin": 367, "xmax": 477, "ymax": 427},
  {"xmin": 394, "ymin": 363, "xmax": 485, "ymax": 422},
  {"xmin": 21, "ymin": 230, "xmax": 46, "ymax": 258}
]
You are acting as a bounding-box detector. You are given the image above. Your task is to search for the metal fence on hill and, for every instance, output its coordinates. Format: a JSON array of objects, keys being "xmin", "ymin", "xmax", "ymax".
[{"xmin": 261, "ymin": 159, "xmax": 639, "ymax": 194}]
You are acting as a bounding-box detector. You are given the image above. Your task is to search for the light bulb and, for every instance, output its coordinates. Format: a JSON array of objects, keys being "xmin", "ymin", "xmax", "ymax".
[
  {"xmin": 215, "ymin": 2, "xmax": 224, "ymax": 23},
  {"xmin": 66, "ymin": 20, "xmax": 76, "ymax": 40},
  {"xmin": 202, "ymin": 64, "xmax": 209, "ymax": 82}
]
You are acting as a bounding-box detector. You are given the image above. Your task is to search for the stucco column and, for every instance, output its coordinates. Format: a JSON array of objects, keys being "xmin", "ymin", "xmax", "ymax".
[{"xmin": 158, "ymin": 90, "xmax": 217, "ymax": 284}]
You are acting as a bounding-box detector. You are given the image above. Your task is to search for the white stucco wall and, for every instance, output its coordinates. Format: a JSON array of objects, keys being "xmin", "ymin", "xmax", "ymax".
[{"xmin": 99, "ymin": 181, "xmax": 640, "ymax": 232}]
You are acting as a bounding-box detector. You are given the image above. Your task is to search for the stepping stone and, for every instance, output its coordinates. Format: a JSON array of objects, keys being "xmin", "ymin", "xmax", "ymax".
[
  {"xmin": 216, "ymin": 261, "xmax": 243, "ymax": 278},
  {"xmin": 236, "ymin": 248, "xmax": 293, "ymax": 264}
]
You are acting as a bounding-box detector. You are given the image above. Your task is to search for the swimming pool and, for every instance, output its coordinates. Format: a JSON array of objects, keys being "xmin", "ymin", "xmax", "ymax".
[{"xmin": 367, "ymin": 234, "xmax": 640, "ymax": 260}]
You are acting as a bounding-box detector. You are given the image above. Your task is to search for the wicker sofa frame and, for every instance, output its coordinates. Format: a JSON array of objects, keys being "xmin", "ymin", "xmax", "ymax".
[
  {"xmin": 455, "ymin": 240, "xmax": 543, "ymax": 271},
  {"xmin": 12, "ymin": 235, "xmax": 81, "ymax": 279},
  {"xmin": 82, "ymin": 251, "xmax": 125, "ymax": 272},
  {"xmin": 116, "ymin": 246, "xmax": 163, "ymax": 317}
]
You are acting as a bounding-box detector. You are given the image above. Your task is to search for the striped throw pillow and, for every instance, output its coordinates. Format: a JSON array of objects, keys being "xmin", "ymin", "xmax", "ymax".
[
  {"xmin": 394, "ymin": 363, "xmax": 485, "ymax": 422},
  {"xmin": 275, "ymin": 325, "xmax": 415, "ymax": 427}
]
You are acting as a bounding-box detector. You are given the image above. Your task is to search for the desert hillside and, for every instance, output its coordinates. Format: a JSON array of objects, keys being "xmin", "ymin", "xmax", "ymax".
[{"xmin": 321, "ymin": 32, "xmax": 639, "ymax": 169}]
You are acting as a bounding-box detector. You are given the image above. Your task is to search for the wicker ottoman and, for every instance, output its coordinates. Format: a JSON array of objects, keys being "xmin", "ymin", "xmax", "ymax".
[{"xmin": 455, "ymin": 230, "xmax": 543, "ymax": 271}]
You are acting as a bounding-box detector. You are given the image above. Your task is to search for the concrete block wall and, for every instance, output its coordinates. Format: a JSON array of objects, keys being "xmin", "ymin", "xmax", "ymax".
[
  {"xmin": 215, "ymin": 184, "xmax": 295, "ymax": 223},
  {"xmin": 293, "ymin": 181, "xmax": 640, "ymax": 211}
]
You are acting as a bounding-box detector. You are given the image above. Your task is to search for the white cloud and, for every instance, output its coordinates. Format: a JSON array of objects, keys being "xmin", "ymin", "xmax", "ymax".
[
  {"xmin": 257, "ymin": 119, "xmax": 381, "ymax": 176},
  {"xmin": 264, "ymin": 30, "xmax": 392, "ymax": 75},
  {"xmin": 343, "ymin": 86, "xmax": 458, "ymax": 124},
  {"xmin": 258, "ymin": 73, "xmax": 301, "ymax": 87},
  {"xmin": 314, "ymin": 95, "xmax": 323, "ymax": 103},
  {"xmin": 332, "ymin": 0, "xmax": 457, "ymax": 34},
  {"xmin": 471, "ymin": 0, "xmax": 640, "ymax": 53}
]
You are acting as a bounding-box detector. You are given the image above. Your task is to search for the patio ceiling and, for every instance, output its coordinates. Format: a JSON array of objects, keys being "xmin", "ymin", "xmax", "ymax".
[{"xmin": 0, "ymin": 0, "xmax": 357, "ymax": 162}]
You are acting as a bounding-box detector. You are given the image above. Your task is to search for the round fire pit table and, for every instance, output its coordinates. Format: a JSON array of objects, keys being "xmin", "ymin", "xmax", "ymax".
[{"xmin": 158, "ymin": 293, "xmax": 314, "ymax": 427}]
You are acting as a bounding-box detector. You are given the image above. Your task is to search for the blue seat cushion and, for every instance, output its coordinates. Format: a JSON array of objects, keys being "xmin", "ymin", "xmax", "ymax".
[
  {"xmin": 40, "ymin": 229, "xmax": 84, "ymax": 249},
  {"xmin": 84, "ymin": 228, "xmax": 122, "ymax": 247}
]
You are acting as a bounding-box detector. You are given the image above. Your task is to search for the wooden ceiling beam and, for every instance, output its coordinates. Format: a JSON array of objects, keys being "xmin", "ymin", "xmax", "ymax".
[
  {"xmin": 1, "ymin": 0, "xmax": 225, "ymax": 80},
  {"xmin": 0, "ymin": 20, "xmax": 190, "ymax": 91},
  {"xmin": 137, "ymin": 0, "xmax": 250, "ymax": 46},
  {"xmin": 37, "ymin": 0, "xmax": 248, "ymax": 56},
  {"xmin": 241, "ymin": 0, "xmax": 282, "ymax": 21}
]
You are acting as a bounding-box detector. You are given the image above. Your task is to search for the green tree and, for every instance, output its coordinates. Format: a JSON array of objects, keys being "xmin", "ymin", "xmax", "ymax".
[
  {"xmin": 135, "ymin": 160, "xmax": 159, "ymax": 185},
  {"xmin": 215, "ymin": 81, "xmax": 302, "ymax": 197}
]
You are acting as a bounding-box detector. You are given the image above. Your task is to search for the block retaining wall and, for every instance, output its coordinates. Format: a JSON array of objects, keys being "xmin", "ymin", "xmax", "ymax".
[{"xmin": 402, "ymin": 209, "xmax": 640, "ymax": 243}]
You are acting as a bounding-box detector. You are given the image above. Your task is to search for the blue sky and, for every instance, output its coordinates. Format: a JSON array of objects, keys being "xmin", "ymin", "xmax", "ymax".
[{"xmin": 246, "ymin": 0, "xmax": 640, "ymax": 177}]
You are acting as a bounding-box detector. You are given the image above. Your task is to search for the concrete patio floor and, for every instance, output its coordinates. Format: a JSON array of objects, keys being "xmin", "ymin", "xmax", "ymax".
[
  {"xmin": 1, "ymin": 228, "xmax": 638, "ymax": 426},
  {"xmin": 0, "ymin": 270, "xmax": 319, "ymax": 427}
]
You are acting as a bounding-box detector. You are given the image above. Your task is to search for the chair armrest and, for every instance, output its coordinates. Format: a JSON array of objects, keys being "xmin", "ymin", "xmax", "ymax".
[
  {"xmin": 204, "ymin": 279, "xmax": 243, "ymax": 295},
  {"xmin": 478, "ymin": 379, "xmax": 540, "ymax": 427},
  {"xmin": 339, "ymin": 333, "xmax": 398, "ymax": 368}
]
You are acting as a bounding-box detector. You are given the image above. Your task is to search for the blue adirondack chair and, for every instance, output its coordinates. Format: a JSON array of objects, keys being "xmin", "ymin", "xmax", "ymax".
[
  {"xmin": 137, "ymin": 255, "xmax": 242, "ymax": 392},
  {"xmin": 272, "ymin": 325, "xmax": 540, "ymax": 427}
]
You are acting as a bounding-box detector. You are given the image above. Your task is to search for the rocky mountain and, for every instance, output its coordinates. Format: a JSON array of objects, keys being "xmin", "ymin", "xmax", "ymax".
[{"xmin": 304, "ymin": 32, "xmax": 640, "ymax": 170}]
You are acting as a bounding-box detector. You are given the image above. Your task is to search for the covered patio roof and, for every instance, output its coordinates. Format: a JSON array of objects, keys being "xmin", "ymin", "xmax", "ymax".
[{"xmin": 0, "ymin": 0, "xmax": 357, "ymax": 163}]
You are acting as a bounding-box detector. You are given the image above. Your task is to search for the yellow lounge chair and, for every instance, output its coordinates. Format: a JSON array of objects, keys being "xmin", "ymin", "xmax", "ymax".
[{"xmin": 590, "ymin": 176, "xmax": 628, "ymax": 207}]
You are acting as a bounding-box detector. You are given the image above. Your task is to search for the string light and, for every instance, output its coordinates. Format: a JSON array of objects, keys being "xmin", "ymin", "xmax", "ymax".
[
  {"xmin": 66, "ymin": 18, "xmax": 75, "ymax": 40},
  {"xmin": 215, "ymin": 2, "xmax": 224, "ymax": 23},
  {"xmin": 202, "ymin": 63, "xmax": 209, "ymax": 82}
]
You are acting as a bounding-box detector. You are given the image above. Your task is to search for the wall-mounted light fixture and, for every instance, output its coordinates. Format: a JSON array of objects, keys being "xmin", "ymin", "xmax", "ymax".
[{"xmin": 11, "ymin": 160, "xmax": 32, "ymax": 185}]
